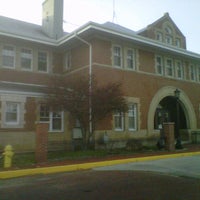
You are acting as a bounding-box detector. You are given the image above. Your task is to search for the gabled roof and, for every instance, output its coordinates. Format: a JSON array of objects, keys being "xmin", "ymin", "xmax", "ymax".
[
  {"xmin": 0, "ymin": 15, "xmax": 199, "ymax": 60},
  {"xmin": 137, "ymin": 13, "xmax": 185, "ymax": 37},
  {"xmin": 0, "ymin": 15, "xmax": 58, "ymax": 44},
  {"xmin": 102, "ymin": 22, "xmax": 136, "ymax": 36}
]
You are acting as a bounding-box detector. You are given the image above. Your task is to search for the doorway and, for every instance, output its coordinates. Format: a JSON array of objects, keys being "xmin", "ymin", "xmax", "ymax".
[{"xmin": 154, "ymin": 96, "xmax": 187, "ymax": 137}]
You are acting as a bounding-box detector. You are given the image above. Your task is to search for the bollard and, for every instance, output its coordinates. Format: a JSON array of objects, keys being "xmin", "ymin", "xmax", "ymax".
[{"xmin": 2, "ymin": 145, "xmax": 14, "ymax": 168}]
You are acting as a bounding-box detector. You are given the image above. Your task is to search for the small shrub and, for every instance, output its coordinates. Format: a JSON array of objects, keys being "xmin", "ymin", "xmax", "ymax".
[{"xmin": 126, "ymin": 139, "xmax": 143, "ymax": 151}]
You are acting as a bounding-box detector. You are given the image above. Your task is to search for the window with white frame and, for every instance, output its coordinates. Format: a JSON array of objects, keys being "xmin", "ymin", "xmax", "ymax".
[
  {"xmin": 40, "ymin": 104, "xmax": 50, "ymax": 122},
  {"xmin": 39, "ymin": 104, "xmax": 64, "ymax": 132},
  {"xmin": 114, "ymin": 111, "xmax": 124, "ymax": 131},
  {"xmin": 128, "ymin": 104, "xmax": 137, "ymax": 131},
  {"xmin": 2, "ymin": 45, "xmax": 15, "ymax": 68},
  {"xmin": 165, "ymin": 35, "xmax": 173, "ymax": 45},
  {"xmin": 5, "ymin": 102, "xmax": 19, "ymax": 124},
  {"xmin": 38, "ymin": 51, "xmax": 48, "ymax": 72},
  {"xmin": 175, "ymin": 38, "xmax": 181, "ymax": 47},
  {"xmin": 175, "ymin": 60, "xmax": 184, "ymax": 79},
  {"xmin": 156, "ymin": 56, "xmax": 164, "ymax": 75},
  {"xmin": 165, "ymin": 58, "xmax": 173, "ymax": 76},
  {"xmin": 165, "ymin": 26, "xmax": 173, "ymax": 34},
  {"xmin": 156, "ymin": 32, "xmax": 163, "ymax": 42},
  {"xmin": 64, "ymin": 51, "xmax": 71, "ymax": 70},
  {"xmin": 21, "ymin": 48, "xmax": 32, "ymax": 70},
  {"xmin": 113, "ymin": 46, "xmax": 122, "ymax": 67},
  {"xmin": 126, "ymin": 49, "xmax": 135, "ymax": 70},
  {"xmin": 0, "ymin": 95, "xmax": 26, "ymax": 128},
  {"xmin": 190, "ymin": 64, "xmax": 197, "ymax": 81}
]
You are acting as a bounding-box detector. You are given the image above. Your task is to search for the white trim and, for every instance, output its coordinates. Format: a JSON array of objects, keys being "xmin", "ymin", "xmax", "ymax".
[
  {"xmin": 165, "ymin": 57, "xmax": 174, "ymax": 77},
  {"xmin": 114, "ymin": 111, "xmax": 124, "ymax": 131},
  {"xmin": 2, "ymin": 44, "xmax": 16, "ymax": 69},
  {"xmin": 20, "ymin": 47, "xmax": 33, "ymax": 71},
  {"xmin": 128, "ymin": 103, "xmax": 137, "ymax": 131},
  {"xmin": 5, "ymin": 102, "xmax": 20, "ymax": 125},
  {"xmin": 0, "ymin": 94, "xmax": 26, "ymax": 128},
  {"xmin": 147, "ymin": 86, "xmax": 197, "ymax": 134},
  {"xmin": 125, "ymin": 48, "xmax": 136, "ymax": 70},
  {"xmin": 1, "ymin": 21, "xmax": 200, "ymax": 60},
  {"xmin": 112, "ymin": 45, "xmax": 123, "ymax": 68},
  {"xmin": 37, "ymin": 50, "xmax": 49, "ymax": 73}
]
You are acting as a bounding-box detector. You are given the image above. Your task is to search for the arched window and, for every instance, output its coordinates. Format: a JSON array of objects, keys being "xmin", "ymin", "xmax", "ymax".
[{"xmin": 165, "ymin": 26, "xmax": 172, "ymax": 34}]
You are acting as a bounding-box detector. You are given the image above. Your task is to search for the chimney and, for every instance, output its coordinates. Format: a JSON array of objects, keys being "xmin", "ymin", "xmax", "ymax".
[{"xmin": 42, "ymin": 0, "xmax": 64, "ymax": 39}]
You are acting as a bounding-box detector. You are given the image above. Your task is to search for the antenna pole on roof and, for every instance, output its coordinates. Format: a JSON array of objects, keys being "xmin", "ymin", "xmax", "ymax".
[{"xmin": 112, "ymin": 0, "xmax": 116, "ymax": 23}]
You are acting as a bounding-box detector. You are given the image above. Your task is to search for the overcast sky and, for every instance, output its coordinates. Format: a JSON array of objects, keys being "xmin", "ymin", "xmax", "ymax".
[{"xmin": 0, "ymin": 0, "xmax": 199, "ymax": 54}]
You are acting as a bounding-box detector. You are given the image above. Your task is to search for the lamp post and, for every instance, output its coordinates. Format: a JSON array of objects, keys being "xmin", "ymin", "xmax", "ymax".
[{"xmin": 174, "ymin": 89, "xmax": 183, "ymax": 149}]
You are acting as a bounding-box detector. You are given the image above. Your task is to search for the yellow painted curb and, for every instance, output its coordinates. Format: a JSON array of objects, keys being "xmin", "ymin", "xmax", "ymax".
[{"xmin": 0, "ymin": 151, "xmax": 200, "ymax": 179}]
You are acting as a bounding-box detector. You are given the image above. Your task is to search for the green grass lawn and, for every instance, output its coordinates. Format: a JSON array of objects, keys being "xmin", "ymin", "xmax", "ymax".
[
  {"xmin": 0, "ymin": 149, "xmax": 129, "ymax": 169},
  {"xmin": 0, "ymin": 146, "xmax": 158, "ymax": 170}
]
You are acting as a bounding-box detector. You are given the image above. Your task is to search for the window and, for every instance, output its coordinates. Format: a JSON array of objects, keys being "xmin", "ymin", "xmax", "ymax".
[
  {"xmin": 126, "ymin": 49, "xmax": 135, "ymax": 70},
  {"xmin": 165, "ymin": 58, "xmax": 173, "ymax": 76},
  {"xmin": 164, "ymin": 25, "xmax": 174, "ymax": 45},
  {"xmin": 165, "ymin": 26, "xmax": 172, "ymax": 34},
  {"xmin": 39, "ymin": 104, "xmax": 64, "ymax": 132},
  {"xmin": 165, "ymin": 35, "xmax": 173, "ymax": 45},
  {"xmin": 156, "ymin": 32, "xmax": 163, "ymax": 42},
  {"xmin": 156, "ymin": 56, "xmax": 164, "ymax": 75},
  {"xmin": 113, "ymin": 46, "xmax": 122, "ymax": 67},
  {"xmin": 198, "ymin": 66, "xmax": 200, "ymax": 82},
  {"xmin": 2, "ymin": 45, "xmax": 15, "ymax": 68},
  {"xmin": 40, "ymin": 104, "xmax": 50, "ymax": 122},
  {"xmin": 38, "ymin": 51, "xmax": 48, "ymax": 72},
  {"xmin": 64, "ymin": 51, "xmax": 71, "ymax": 70},
  {"xmin": 175, "ymin": 60, "xmax": 184, "ymax": 79},
  {"xmin": 51, "ymin": 111, "xmax": 63, "ymax": 131},
  {"xmin": 1, "ymin": 95, "xmax": 26, "ymax": 128},
  {"xmin": 114, "ymin": 111, "xmax": 124, "ymax": 131},
  {"xmin": 128, "ymin": 104, "xmax": 137, "ymax": 131},
  {"xmin": 5, "ymin": 102, "xmax": 19, "ymax": 124},
  {"xmin": 175, "ymin": 38, "xmax": 181, "ymax": 47},
  {"xmin": 190, "ymin": 64, "xmax": 197, "ymax": 81},
  {"xmin": 21, "ymin": 48, "xmax": 32, "ymax": 70}
]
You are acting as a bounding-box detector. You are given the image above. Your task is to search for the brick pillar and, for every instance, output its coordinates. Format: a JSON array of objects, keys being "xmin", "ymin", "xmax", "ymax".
[
  {"xmin": 35, "ymin": 122, "xmax": 48, "ymax": 164},
  {"xmin": 163, "ymin": 122, "xmax": 175, "ymax": 151}
]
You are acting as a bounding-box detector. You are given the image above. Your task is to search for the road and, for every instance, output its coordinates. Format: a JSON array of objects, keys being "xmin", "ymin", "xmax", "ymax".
[
  {"xmin": 0, "ymin": 155, "xmax": 199, "ymax": 200},
  {"xmin": 94, "ymin": 154, "xmax": 200, "ymax": 179}
]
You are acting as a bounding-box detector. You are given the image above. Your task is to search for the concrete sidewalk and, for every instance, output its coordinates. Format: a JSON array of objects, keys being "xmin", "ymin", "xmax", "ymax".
[{"xmin": 0, "ymin": 151, "xmax": 200, "ymax": 179}]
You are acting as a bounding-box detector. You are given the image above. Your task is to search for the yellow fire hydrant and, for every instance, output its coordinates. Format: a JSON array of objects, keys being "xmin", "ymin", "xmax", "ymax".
[{"xmin": 2, "ymin": 145, "xmax": 14, "ymax": 168}]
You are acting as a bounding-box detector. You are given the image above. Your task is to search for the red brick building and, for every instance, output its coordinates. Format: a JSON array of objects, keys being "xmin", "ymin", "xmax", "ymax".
[{"xmin": 0, "ymin": 0, "xmax": 200, "ymax": 151}]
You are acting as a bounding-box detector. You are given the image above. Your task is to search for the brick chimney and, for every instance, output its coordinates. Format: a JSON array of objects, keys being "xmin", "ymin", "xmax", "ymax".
[{"xmin": 42, "ymin": 0, "xmax": 64, "ymax": 39}]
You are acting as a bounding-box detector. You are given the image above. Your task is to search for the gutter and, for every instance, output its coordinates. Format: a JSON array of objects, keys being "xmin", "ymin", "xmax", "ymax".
[
  {"xmin": 1, "ymin": 21, "xmax": 200, "ymax": 60},
  {"xmin": 0, "ymin": 31, "xmax": 57, "ymax": 46}
]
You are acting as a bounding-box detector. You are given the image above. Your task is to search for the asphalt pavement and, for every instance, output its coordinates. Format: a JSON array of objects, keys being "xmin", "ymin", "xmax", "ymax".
[
  {"xmin": 0, "ymin": 151, "xmax": 200, "ymax": 179},
  {"xmin": 0, "ymin": 170, "xmax": 199, "ymax": 200},
  {"xmin": 94, "ymin": 154, "xmax": 200, "ymax": 179},
  {"xmin": 0, "ymin": 154, "xmax": 200, "ymax": 199}
]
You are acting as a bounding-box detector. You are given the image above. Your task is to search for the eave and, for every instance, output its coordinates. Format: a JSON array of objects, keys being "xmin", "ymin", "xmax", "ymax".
[{"xmin": 1, "ymin": 21, "xmax": 200, "ymax": 60}]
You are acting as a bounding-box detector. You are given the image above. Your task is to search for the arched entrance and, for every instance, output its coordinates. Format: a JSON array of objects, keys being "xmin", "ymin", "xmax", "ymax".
[
  {"xmin": 148, "ymin": 86, "xmax": 197, "ymax": 139},
  {"xmin": 154, "ymin": 96, "xmax": 187, "ymax": 138}
]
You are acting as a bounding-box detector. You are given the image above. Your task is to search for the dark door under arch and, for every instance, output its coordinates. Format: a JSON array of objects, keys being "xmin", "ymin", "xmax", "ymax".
[{"xmin": 154, "ymin": 96, "xmax": 187, "ymax": 131}]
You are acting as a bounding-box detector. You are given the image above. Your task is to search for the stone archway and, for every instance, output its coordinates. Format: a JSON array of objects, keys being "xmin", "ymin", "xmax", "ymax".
[{"xmin": 147, "ymin": 86, "xmax": 197, "ymax": 135}]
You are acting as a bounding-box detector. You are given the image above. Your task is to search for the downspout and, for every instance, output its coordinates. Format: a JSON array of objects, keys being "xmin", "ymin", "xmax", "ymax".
[{"xmin": 74, "ymin": 33, "xmax": 93, "ymax": 142}]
